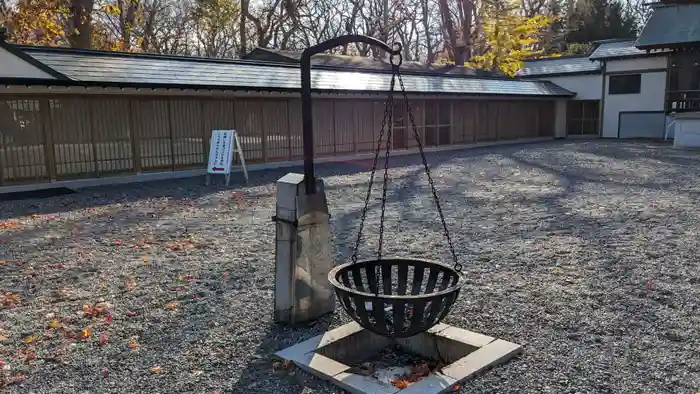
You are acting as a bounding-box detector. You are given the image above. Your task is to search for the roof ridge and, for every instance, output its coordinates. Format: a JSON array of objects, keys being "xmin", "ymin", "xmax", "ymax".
[{"xmin": 524, "ymin": 54, "xmax": 593, "ymax": 63}]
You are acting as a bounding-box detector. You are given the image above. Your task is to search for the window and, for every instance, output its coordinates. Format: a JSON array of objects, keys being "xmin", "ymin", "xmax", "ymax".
[
  {"xmin": 609, "ymin": 74, "xmax": 641, "ymax": 95},
  {"xmin": 424, "ymin": 101, "xmax": 451, "ymax": 146}
]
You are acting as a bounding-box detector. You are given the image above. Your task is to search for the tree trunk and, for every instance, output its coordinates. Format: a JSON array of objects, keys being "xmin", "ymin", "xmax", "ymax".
[
  {"xmin": 422, "ymin": 0, "xmax": 434, "ymax": 63},
  {"xmin": 438, "ymin": 0, "xmax": 456, "ymax": 62},
  {"xmin": 69, "ymin": 0, "xmax": 93, "ymax": 49},
  {"xmin": 461, "ymin": 0, "xmax": 473, "ymax": 62},
  {"xmin": 239, "ymin": 0, "xmax": 248, "ymax": 57}
]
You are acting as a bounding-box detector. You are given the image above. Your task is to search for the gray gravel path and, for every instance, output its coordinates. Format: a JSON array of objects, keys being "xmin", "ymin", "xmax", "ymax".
[{"xmin": 1, "ymin": 139, "xmax": 699, "ymax": 394}]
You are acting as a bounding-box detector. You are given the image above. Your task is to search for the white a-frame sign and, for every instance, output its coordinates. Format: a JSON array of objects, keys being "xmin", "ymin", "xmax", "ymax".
[{"xmin": 206, "ymin": 130, "xmax": 248, "ymax": 186}]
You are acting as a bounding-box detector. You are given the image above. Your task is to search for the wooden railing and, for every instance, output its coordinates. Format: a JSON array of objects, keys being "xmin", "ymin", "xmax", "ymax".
[{"xmin": 666, "ymin": 90, "xmax": 700, "ymax": 113}]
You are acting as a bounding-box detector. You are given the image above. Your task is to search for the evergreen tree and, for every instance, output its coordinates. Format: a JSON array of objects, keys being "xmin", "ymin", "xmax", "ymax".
[{"xmin": 564, "ymin": 0, "xmax": 637, "ymax": 44}]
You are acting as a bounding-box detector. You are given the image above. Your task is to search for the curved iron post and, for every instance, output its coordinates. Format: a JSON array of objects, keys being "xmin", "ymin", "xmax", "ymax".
[{"xmin": 300, "ymin": 35, "xmax": 400, "ymax": 195}]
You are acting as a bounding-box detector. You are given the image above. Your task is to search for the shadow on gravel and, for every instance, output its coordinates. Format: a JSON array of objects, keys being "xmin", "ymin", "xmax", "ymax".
[
  {"xmin": 229, "ymin": 314, "xmax": 338, "ymax": 394},
  {"xmin": 0, "ymin": 142, "xmax": 522, "ymax": 220}
]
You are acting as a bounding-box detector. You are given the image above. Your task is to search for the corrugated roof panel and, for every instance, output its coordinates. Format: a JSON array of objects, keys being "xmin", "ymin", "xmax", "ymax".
[
  {"xmin": 636, "ymin": 4, "xmax": 700, "ymax": 49},
  {"xmin": 516, "ymin": 56, "xmax": 600, "ymax": 77},
  {"xmin": 25, "ymin": 50, "xmax": 573, "ymax": 97}
]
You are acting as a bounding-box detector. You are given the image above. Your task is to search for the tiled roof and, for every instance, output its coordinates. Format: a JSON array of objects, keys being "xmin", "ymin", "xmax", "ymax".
[
  {"xmin": 516, "ymin": 55, "xmax": 600, "ymax": 77},
  {"xmin": 636, "ymin": 3, "xmax": 700, "ymax": 49},
  {"xmin": 589, "ymin": 39, "xmax": 670, "ymax": 60},
  {"xmin": 11, "ymin": 46, "xmax": 574, "ymax": 97},
  {"xmin": 243, "ymin": 47, "xmax": 499, "ymax": 77}
]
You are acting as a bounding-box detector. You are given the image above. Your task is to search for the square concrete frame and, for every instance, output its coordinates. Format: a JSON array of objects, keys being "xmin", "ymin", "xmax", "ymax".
[{"xmin": 274, "ymin": 322, "xmax": 523, "ymax": 394}]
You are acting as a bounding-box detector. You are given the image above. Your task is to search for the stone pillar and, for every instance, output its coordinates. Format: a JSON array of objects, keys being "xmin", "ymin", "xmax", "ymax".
[
  {"xmin": 274, "ymin": 173, "xmax": 335, "ymax": 324},
  {"xmin": 554, "ymin": 99, "xmax": 567, "ymax": 139}
]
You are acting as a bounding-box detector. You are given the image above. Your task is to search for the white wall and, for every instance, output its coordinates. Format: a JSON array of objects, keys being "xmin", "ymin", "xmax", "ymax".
[
  {"xmin": 537, "ymin": 74, "xmax": 602, "ymax": 100},
  {"xmin": 0, "ymin": 46, "xmax": 55, "ymax": 79},
  {"xmin": 606, "ymin": 56, "xmax": 667, "ymax": 73},
  {"xmin": 601, "ymin": 56, "xmax": 668, "ymax": 138}
]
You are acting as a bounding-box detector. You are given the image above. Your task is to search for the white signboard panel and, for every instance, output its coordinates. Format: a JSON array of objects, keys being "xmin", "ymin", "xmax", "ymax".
[{"xmin": 207, "ymin": 130, "xmax": 235, "ymax": 174}]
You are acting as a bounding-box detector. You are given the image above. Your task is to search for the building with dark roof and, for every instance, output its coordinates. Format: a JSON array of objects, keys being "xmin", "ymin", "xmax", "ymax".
[
  {"xmin": 0, "ymin": 32, "xmax": 573, "ymax": 190},
  {"xmin": 242, "ymin": 47, "xmax": 500, "ymax": 78},
  {"xmin": 517, "ymin": 0, "xmax": 700, "ymax": 141}
]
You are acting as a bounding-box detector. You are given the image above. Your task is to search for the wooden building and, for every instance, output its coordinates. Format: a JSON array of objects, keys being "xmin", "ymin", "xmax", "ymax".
[{"xmin": 0, "ymin": 31, "xmax": 573, "ymax": 190}]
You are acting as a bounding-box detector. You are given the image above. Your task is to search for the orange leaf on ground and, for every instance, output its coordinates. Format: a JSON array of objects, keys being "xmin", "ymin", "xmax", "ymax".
[
  {"xmin": 128, "ymin": 343, "xmax": 138, "ymax": 351},
  {"xmin": 0, "ymin": 220, "xmax": 20, "ymax": 230},
  {"xmin": 165, "ymin": 301, "xmax": 179, "ymax": 310},
  {"xmin": 81, "ymin": 327, "xmax": 92, "ymax": 339},
  {"xmin": 391, "ymin": 379, "xmax": 409, "ymax": 389},
  {"xmin": 1, "ymin": 292, "xmax": 22, "ymax": 308}
]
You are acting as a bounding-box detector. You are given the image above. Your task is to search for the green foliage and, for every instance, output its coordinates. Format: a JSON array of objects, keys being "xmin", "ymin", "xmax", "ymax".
[{"xmin": 564, "ymin": 42, "xmax": 595, "ymax": 56}]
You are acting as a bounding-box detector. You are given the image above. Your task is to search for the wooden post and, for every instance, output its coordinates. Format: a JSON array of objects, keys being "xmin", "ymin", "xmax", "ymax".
[
  {"xmin": 128, "ymin": 100, "xmax": 142, "ymax": 174},
  {"xmin": 200, "ymin": 100, "xmax": 210, "ymax": 166},
  {"xmin": 286, "ymin": 99, "xmax": 293, "ymax": 160},
  {"xmin": 167, "ymin": 99, "xmax": 176, "ymax": 171},
  {"xmin": 39, "ymin": 98, "xmax": 57, "ymax": 182}
]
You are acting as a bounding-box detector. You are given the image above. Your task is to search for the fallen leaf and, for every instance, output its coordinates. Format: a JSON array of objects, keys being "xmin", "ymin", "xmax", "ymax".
[
  {"xmin": 149, "ymin": 366, "xmax": 163, "ymax": 374},
  {"xmin": 391, "ymin": 379, "xmax": 409, "ymax": 389},
  {"xmin": 80, "ymin": 327, "xmax": 93, "ymax": 339},
  {"xmin": 102, "ymin": 366, "xmax": 109, "ymax": 378},
  {"xmin": 128, "ymin": 343, "xmax": 138, "ymax": 351},
  {"xmin": 165, "ymin": 301, "xmax": 179, "ymax": 310},
  {"xmin": 99, "ymin": 332, "xmax": 109, "ymax": 346},
  {"xmin": 48, "ymin": 320, "xmax": 59, "ymax": 329},
  {"xmin": 22, "ymin": 335, "xmax": 36, "ymax": 344},
  {"xmin": 1, "ymin": 292, "xmax": 22, "ymax": 308},
  {"xmin": 9, "ymin": 373, "xmax": 26, "ymax": 384},
  {"xmin": 105, "ymin": 314, "xmax": 113, "ymax": 323},
  {"xmin": 124, "ymin": 277, "xmax": 137, "ymax": 291},
  {"xmin": 125, "ymin": 311, "xmax": 138, "ymax": 317},
  {"xmin": 114, "ymin": 240, "xmax": 122, "ymax": 246},
  {"xmin": 453, "ymin": 385, "xmax": 461, "ymax": 391},
  {"xmin": 25, "ymin": 352, "xmax": 37, "ymax": 362},
  {"xmin": 142, "ymin": 255, "xmax": 149, "ymax": 264},
  {"xmin": 550, "ymin": 267, "xmax": 564, "ymax": 275},
  {"xmin": 0, "ymin": 220, "xmax": 20, "ymax": 230}
]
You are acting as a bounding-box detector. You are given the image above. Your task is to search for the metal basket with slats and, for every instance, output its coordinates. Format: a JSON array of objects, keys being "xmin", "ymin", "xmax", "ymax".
[{"xmin": 328, "ymin": 258, "xmax": 463, "ymax": 338}]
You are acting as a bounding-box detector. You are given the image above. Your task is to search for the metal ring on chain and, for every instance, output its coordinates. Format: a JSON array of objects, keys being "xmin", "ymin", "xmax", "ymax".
[{"xmin": 390, "ymin": 43, "xmax": 403, "ymax": 68}]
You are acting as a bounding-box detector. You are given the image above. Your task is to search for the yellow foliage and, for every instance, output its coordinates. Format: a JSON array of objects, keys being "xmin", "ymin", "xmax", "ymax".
[
  {"xmin": 468, "ymin": 1, "xmax": 558, "ymax": 76},
  {"xmin": 10, "ymin": 0, "xmax": 70, "ymax": 46}
]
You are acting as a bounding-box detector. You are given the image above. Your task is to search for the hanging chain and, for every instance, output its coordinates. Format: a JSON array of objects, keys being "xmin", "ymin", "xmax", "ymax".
[
  {"xmin": 396, "ymin": 69, "xmax": 461, "ymax": 272},
  {"xmin": 377, "ymin": 77, "xmax": 395, "ymax": 261},
  {"xmin": 350, "ymin": 74, "xmax": 397, "ymax": 264},
  {"xmin": 350, "ymin": 44, "xmax": 461, "ymax": 274}
]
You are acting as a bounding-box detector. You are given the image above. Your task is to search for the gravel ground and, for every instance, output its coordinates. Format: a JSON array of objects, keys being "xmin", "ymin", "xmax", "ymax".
[{"xmin": 1, "ymin": 139, "xmax": 700, "ymax": 394}]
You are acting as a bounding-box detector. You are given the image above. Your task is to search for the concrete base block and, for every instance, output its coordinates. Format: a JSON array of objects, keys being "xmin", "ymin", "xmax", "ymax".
[{"xmin": 275, "ymin": 321, "xmax": 523, "ymax": 394}]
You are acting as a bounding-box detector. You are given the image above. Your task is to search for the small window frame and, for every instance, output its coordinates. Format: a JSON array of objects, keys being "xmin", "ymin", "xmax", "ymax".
[{"xmin": 609, "ymin": 74, "xmax": 642, "ymax": 95}]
